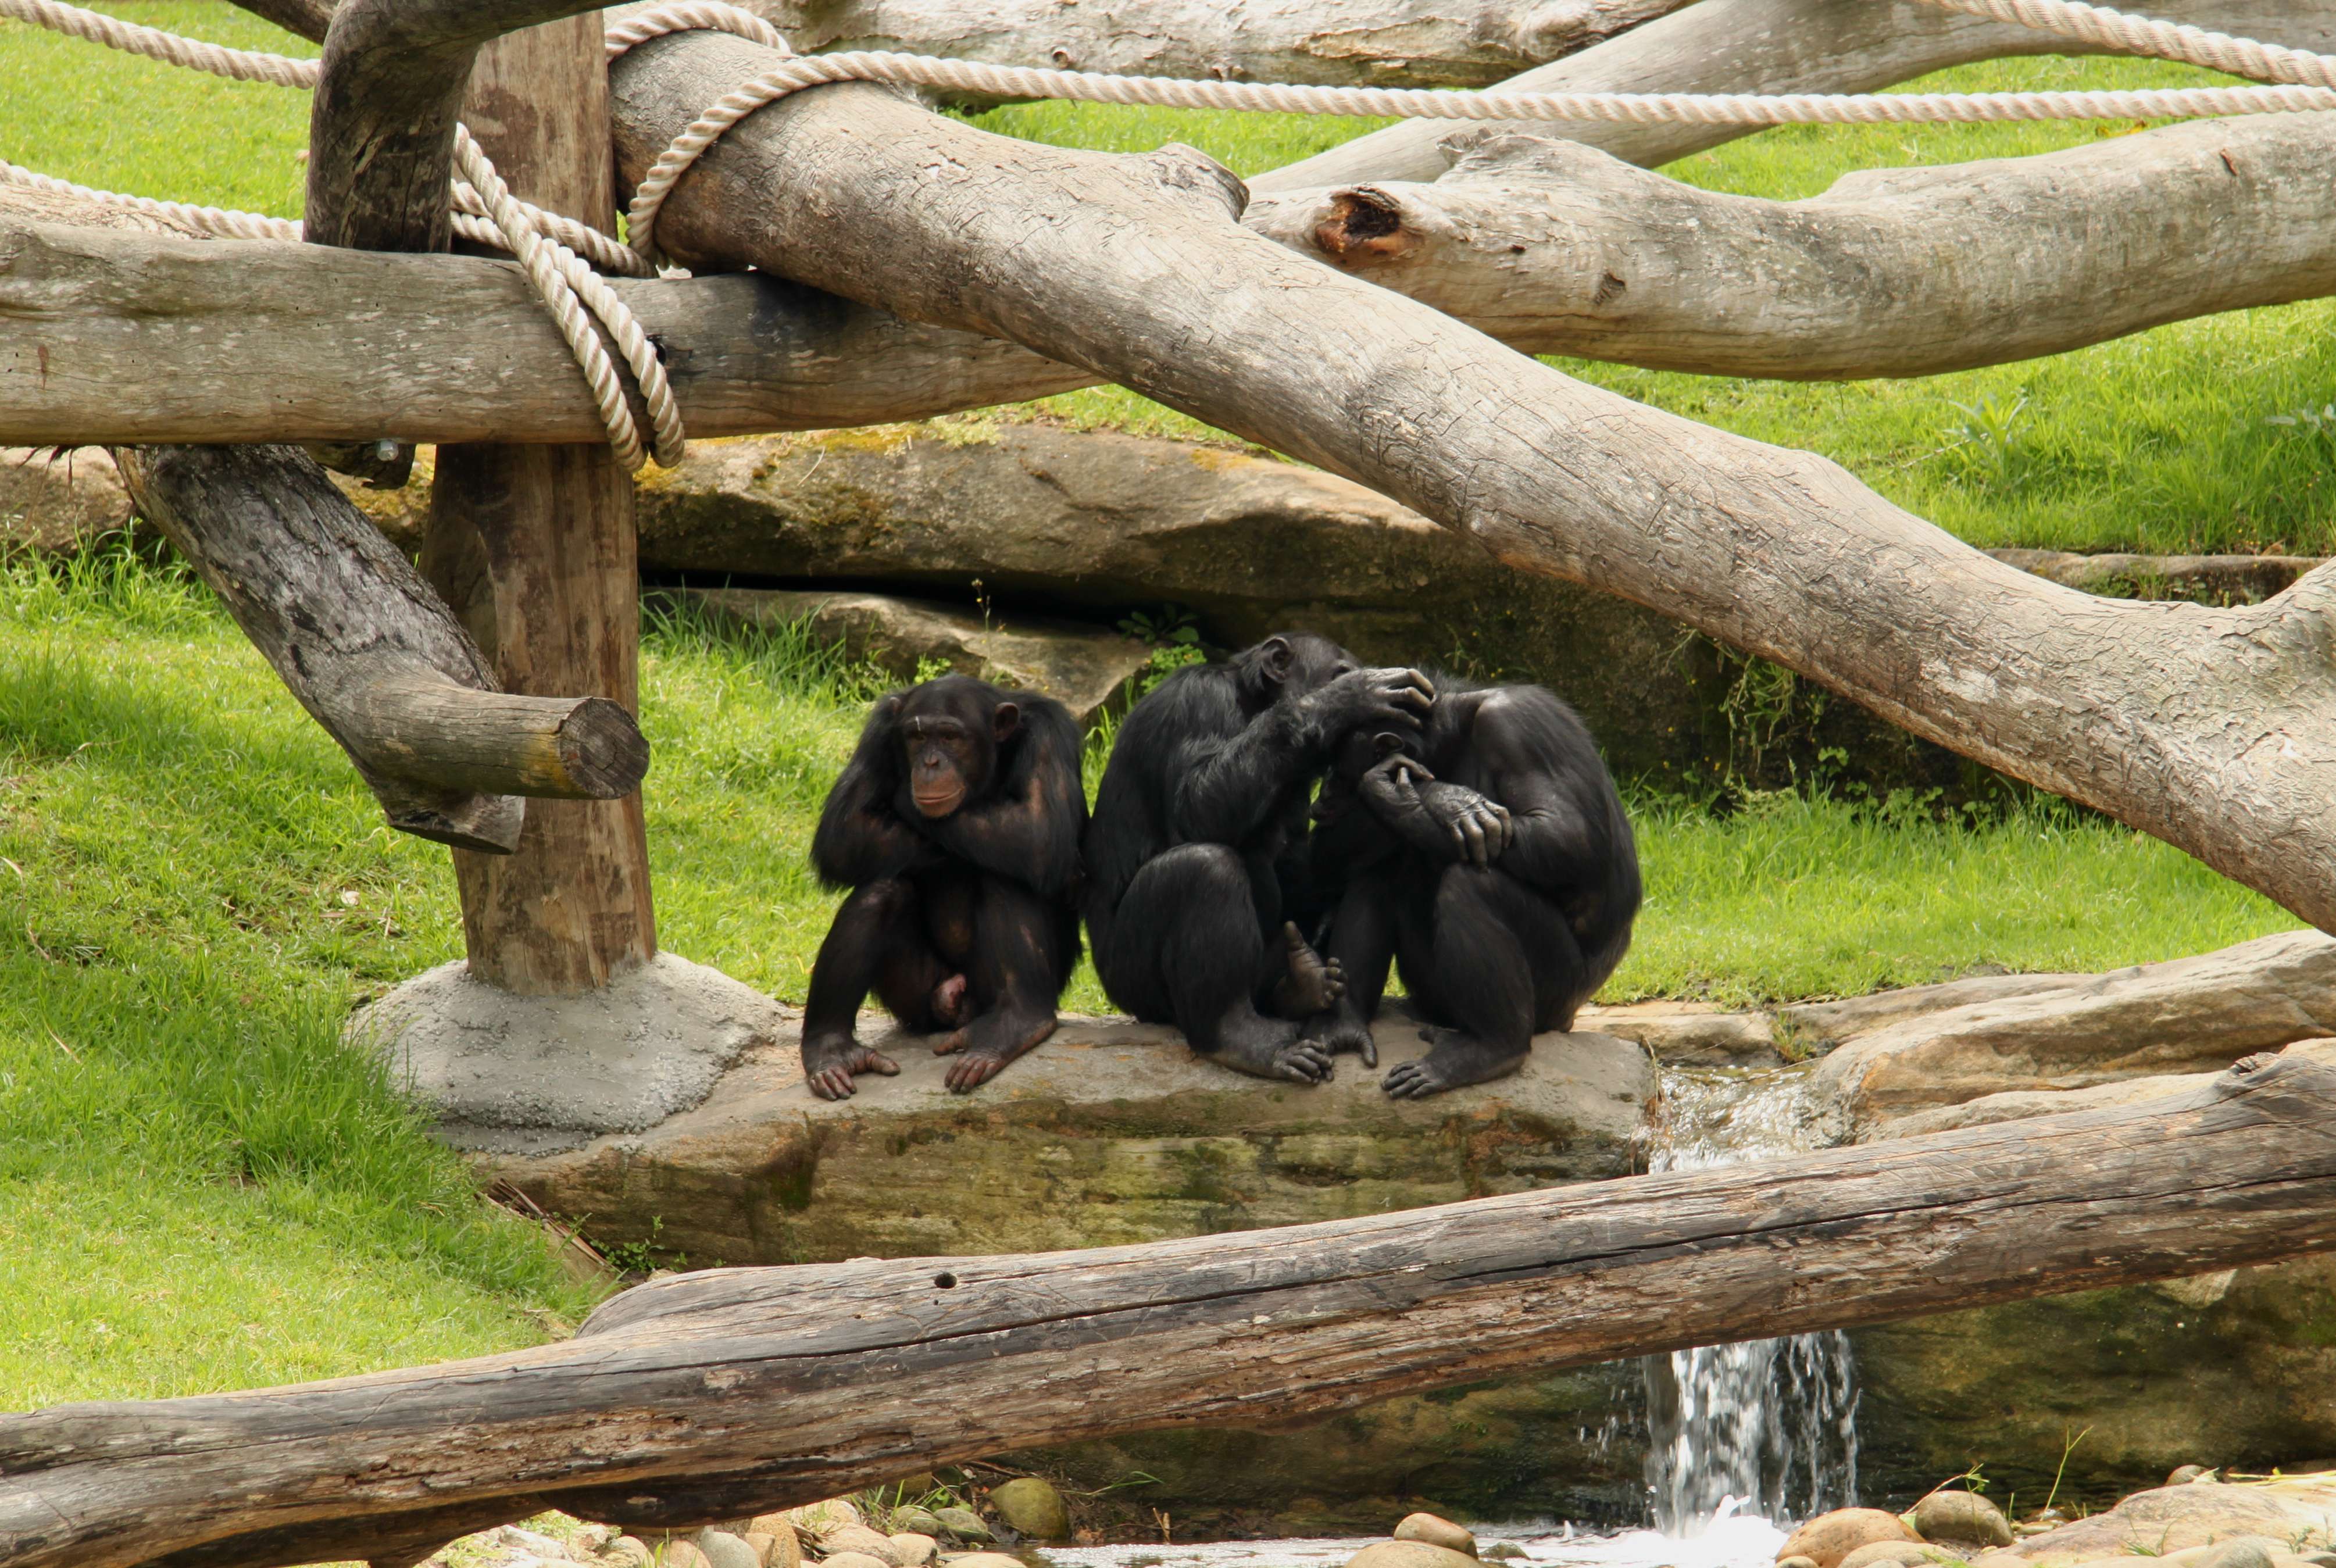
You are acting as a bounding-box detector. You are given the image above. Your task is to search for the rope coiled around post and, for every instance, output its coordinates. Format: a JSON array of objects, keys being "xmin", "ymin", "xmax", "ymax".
[{"xmin": 5, "ymin": 0, "xmax": 2336, "ymax": 468}]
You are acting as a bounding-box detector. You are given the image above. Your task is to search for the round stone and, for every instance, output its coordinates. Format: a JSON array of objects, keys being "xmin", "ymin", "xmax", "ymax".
[
  {"xmin": 1394, "ymin": 1516, "xmax": 1477, "ymax": 1558},
  {"xmin": 891, "ymin": 1533, "xmax": 940, "ymax": 1567},
  {"xmin": 1912, "ymin": 1492, "xmax": 2016, "ymax": 1549},
  {"xmin": 1780, "ymin": 1510, "xmax": 1921, "ymax": 1568},
  {"xmin": 933, "ymin": 1508, "xmax": 995, "ymax": 1545},
  {"xmin": 1346, "ymin": 1542, "xmax": 1483, "ymax": 1568},
  {"xmin": 988, "ymin": 1478, "xmax": 1071, "ymax": 1541},
  {"xmin": 698, "ymin": 1531, "xmax": 763, "ymax": 1568}
]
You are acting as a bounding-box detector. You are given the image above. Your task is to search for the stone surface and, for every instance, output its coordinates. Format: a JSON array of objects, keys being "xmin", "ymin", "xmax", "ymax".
[
  {"xmin": 1852, "ymin": 1267, "xmax": 2336, "ymax": 1501},
  {"xmin": 987, "ymin": 1478, "xmax": 1069, "ymax": 1541},
  {"xmin": 1812, "ymin": 931, "xmax": 2336, "ymax": 1126},
  {"xmin": 930, "ymin": 1509, "xmax": 992, "ymax": 1545},
  {"xmin": 1869, "ymin": 1072, "xmax": 2214, "ymax": 1140},
  {"xmin": 479, "ymin": 1007, "xmax": 1655, "ymax": 1261},
  {"xmin": 678, "ymin": 586, "xmax": 1152, "ymax": 726},
  {"xmin": 819, "ymin": 1527, "xmax": 904, "ymax": 1566},
  {"xmin": 1348, "ymin": 1544, "xmax": 1482, "ymax": 1568},
  {"xmin": 662, "ymin": 1544, "xmax": 712, "ymax": 1568},
  {"xmin": 746, "ymin": 1515, "xmax": 804, "ymax": 1568},
  {"xmin": 819, "ymin": 1554, "xmax": 892, "ymax": 1568},
  {"xmin": 738, "ymin": 1535, "xmax": 780, "ymax": 1567},
  {"xmin": 1912, "ymin": 1490, "xmax": 2015, "ymax": 1548},
  {"xmin": 2007, "ymin": 1479, "xmax": 2336, "ymax": 1566},
  {"xmin": 784, "ymin": 1499, "xmax": 863, "ymax": 1537},
  {"xmin": 1394, "ymin": 1515, "xmax": 1477, "ymax": 1556},
  {"xmin": 1778, "ymin": 972, "xmax": 2091, "ymax": 1055},
  {"xmin": 887, "ymin": 1510, "xmax": 944, "ymax": 1541},
  {"xmin": 1576, "ymin": 1001, "xmax": 1784, "ymax": 1066},
  {"xmin": 1779, "ymin": 1509, "xmax": 1921, "ymax": 1568},
  {"xmin": 942, "ymin": 1556, "xmax": 1027, "ymax": 1568},
  {"xmin": 358, "ymin": 953, "xmax": 790, "ymax": 1142},
  {"xmin": 1838, "ymin": 1545, "xmax": 1964, "ymax": 1568},
  {"xmin": 697, "ymin": 1532, "xmax": 762, "ymax": 1568},
  {"xmin": 0, "ymin": 447, "xmax": 134, "ymax": 555},
  {"xmin": 1989, "ymin": 549, "xmax": 2327, "ymax": 606},
  {"xmin": 887, "ymin": 1534, "xmax": 936, "ymax": 1567}
]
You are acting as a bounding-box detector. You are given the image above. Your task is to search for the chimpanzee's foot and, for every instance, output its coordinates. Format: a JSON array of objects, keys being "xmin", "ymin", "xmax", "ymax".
[
  {"xmin": 1203, "ymin": 1008, "xmax": 1334, "ymax": 1084},
  {"xmin": 1269, "ymin": 922, "xmax": 1346, "ymax": 1017},
  {"xmin": 937, "ymin": 1004, "xmax": 1058, "ymax": 1092},
  {"xmin": 801, "ymin": 1027, "xmax": 901, "ymax": 1101},
  {"xmin": 1382, "ymin": 1027, "xmax": 1527, "ymax": 1099},
  {"xmin": 1302, "ymin": 1006, "xmax": 1379, "ymax": 1067},
  {"xmin": 930, "ymin": 973, "xmax": 970, "ymax": 1028}
]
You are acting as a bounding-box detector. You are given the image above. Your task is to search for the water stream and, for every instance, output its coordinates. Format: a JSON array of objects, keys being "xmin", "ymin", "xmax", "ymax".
[{"xmin": 1641, "ymin": 1068, "xmax": 1862, "ymax": 1535}]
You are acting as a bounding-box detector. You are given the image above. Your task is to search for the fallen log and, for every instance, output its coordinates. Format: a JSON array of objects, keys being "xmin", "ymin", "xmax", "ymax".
[
  {"xmin": 113, "ymin": 445, "xmax": 647, "ymax": 852},
  {"xmin": 0, "ymin": 206, "xmax": 1088, "ymax": 447},
  {"xmin": 695, "ymin": 0, "xmax": 1698, "ymax": 94},
  {"xmin": 1245, "ymin": 114, "xmax": 2336, "ymax": 377},
  {"xmin": 1252, "ymin": 0, "xmax": 2336, "ymax": 192},
  {"xmin": 610, "ymin": 31, "xmax": 2336, "ymax": 931},
  {"xmin": 3, "ymin": 1047, "xmax": 2332, "ymax": 1568}
]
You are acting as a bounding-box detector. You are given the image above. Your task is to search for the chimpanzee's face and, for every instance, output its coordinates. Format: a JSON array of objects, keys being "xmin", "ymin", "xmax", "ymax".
[{"xmin": 895, "ymin": 678, "xmax": 1021, "ymax": 819}]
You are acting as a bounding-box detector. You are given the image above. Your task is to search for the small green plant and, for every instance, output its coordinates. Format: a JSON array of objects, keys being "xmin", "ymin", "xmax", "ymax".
[
  {"xmin": 2043, "ymin": 1424, "xmax": 2094, "ymax": 1516},
  {"xmin": 2266, "ymin": 401, "xmax": 2336, "ymax": 459},
  {"xmin": 1117, "ymin": 605, "xmax": 1203, "ymax": 650},
  {"xmin": 912, "ymin": 655, "xmax": 954, "ymax": 684},
  {"xmin": 1943, "ymin": 391, "xmax": 2034, "ymax": 491},
  {"xmin": 599, "ymin": 1216, "xmax": 676, "ymax": 1278}
]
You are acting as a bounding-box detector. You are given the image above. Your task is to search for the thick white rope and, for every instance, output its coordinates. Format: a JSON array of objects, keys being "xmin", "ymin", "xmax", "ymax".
[
  {"xmin": 6, "ymin": 0, "xmax": 2334, "ymax": 464},
  {"xmin": 1919, "ymin": 0, "xmax": 2336, "ymax": 91}
]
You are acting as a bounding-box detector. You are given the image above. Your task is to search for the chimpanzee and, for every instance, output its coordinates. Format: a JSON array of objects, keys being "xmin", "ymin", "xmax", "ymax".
[
  {"xmin": 1082, "ymin": 633, "xmax": 1434, "ymax": 1083},
  {"xmin": 802, "ymin": 674, "xmax": 1085, "ymax": 1099},
  {"xmin": 1302, "ymin": 677, "xmax": 1640, "ymax": 1098}
]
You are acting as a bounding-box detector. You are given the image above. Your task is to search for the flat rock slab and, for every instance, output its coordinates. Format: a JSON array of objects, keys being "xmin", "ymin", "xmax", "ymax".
[
  {"xmin": 477, "ymin": 1012, "xmax": 1656, "ymax": 1267},
  {"xmin": 2011, "ymin": 1477, "xmax": 2336, "ymax": 1566},
  {"xmin": 359, "ymin": 953, "xmax": 790, "ymax": 1140}
]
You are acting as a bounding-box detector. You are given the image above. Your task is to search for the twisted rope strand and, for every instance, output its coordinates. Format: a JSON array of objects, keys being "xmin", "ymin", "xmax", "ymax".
[
  {"xmin": 1918, "ymin": 0, "xmax": 2336, "ymax": 91},
  {"xmin": 0, "ymin": 0, "xmax": 317, "ymax": 84}
]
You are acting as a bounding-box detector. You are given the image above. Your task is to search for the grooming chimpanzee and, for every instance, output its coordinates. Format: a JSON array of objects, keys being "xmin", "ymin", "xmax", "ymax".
[
  {"xmin": 803, "ymin": 674, "xmax": 1085, "ymax": 1099},
  {"xmin": 1303, "ymin": 677, "xmax": 1640, "ymax": 1098},
  {"xmin": 1083, "ymin": 633, "xmax": 1435, "ymax": 1083}
]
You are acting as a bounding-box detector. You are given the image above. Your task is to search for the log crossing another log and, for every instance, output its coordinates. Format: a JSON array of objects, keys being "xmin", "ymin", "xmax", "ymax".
[
  {"xmin": 1246, "ymin": 113, "xmax": 2336, "ymax": 378},
  {"xmin": 113, "ymin": 445, "xmax": 648, "ymax": 852},
  {"xmin": 607, "ymin": 28, "xmax": 2336, "ymax": 933},
  {"xmin": 2, "ymin": 1048, "xmax": 2332, "ymax": 1568}
]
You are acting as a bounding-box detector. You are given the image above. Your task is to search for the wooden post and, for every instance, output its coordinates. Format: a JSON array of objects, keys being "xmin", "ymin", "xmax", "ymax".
[{"xmin": 426, "ymin": 13, "xmax": 658, "ymax": 994}]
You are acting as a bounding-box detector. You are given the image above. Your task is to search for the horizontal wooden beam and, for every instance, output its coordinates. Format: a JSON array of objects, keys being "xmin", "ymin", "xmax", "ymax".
[
  {"xmin": 0, "ymin": 210, "xmax": 1088, "ymax": 447},
  {"xmin": 2, "ymin": 1048, "xmax": 2332, "ymax": 1568},
  {"xmin": 113, "ymin": 444, "xmax": 648, "ymax": 851}
]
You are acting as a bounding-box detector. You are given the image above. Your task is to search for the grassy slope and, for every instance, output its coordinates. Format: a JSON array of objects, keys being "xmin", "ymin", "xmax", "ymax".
[{"xmin": 0, "ymin": 5, "xmax": 2313, "ymax": 1408}]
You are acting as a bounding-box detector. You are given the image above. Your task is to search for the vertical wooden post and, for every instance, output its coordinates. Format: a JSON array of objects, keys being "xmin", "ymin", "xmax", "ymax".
[{"xmin": 424, "ymin": 13, "xmax": 657, "ymax": 995}]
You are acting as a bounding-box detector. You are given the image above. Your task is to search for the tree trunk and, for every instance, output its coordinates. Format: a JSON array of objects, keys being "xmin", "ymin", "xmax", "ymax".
[
  {"xmin": 686, "ymin": 0, "xmax": 1698, "ymax": 93},
  {"xmin": 1250, "ymin": 0, "xmax": 2336, "ymax": 192},
  {"xmin": 424, "ymin": 16, "xmax": 658, "ymax": 996},
  {"xmin": 3, "ymin": 1048, "xmax": 2333, "ymax": 1568},
  {"xmin": 609, "ymin": 28, "xmax": 2336, "ymax": 933},
  {"xmin": 0, "ymin": 202, "xmax": 1092, "ymax": 447},
  {"xmin": 1245, "ymin": 113, "xmax": 2336, "ymax": 377},
  {"xmin": 110, "ymin": 445, "xmax": 645, "ymax": 851}
]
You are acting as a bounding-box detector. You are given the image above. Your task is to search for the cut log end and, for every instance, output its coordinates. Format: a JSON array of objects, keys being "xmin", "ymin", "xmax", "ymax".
[
  {"xmin": 356, "ymin": 680, "xmax": 651, "ymax": 801},
  {"xmin": 554, "ymin": 696, "xmax": 652, "ymax": 799}
]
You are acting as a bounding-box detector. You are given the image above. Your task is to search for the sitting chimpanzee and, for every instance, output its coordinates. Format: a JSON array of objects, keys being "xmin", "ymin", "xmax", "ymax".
[
  {"xmin": 802, "ymin": 674, "xmax": 1085, "ymax": 1099},
  {"xmin": 1083, "ymin": 633, "xmax": 1434, "ymax": 1083},
  {"xmin": 1303, "ymin": 678, "xmax": 1640, "ymax": 1098}
]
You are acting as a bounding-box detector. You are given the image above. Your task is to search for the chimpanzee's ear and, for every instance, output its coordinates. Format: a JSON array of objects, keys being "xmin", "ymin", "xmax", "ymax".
[
  {"xmin": 1373, "ymin": 731, "xmax": 1406, "ymax": 756},
  {"xmin": 1260, "ymin": 635, "xmax": 1294, "ymax": 681},
  {"xmin": 992, "ymin": 701, "xmax": 1022, "ymax": 745}
]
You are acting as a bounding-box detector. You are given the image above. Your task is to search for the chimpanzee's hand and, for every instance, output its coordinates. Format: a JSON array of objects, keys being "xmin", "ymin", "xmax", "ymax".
[
  {"xmin": 1419, "ymin": 781, "xmax": 1513, "ymax": 866},
  {"xmin": 1357, "ymin": 752, "xmax": 1433, "ymax": 821},
  {"xmin": 1304, "ymin": 667, "xmax": 1434, "ymax": 742}
]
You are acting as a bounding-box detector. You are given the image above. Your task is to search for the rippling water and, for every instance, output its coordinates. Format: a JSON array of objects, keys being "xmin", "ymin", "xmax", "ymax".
[{"xmin": 1038, "ymin": 1514, "xmax": 1789, "ymax": 1568}]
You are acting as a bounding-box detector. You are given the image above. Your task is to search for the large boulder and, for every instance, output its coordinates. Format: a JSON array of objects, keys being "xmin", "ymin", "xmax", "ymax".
[
  {"xmin": 2005, "ymin": 1476, "xmax": 2336, "ymax": 1566},
  {"xmin": 676, "ymin": 586, "xmax": 1152, "ymax": 724},
  {"xmin": 0, "ymin": 446, "xmax": 134, "ymax": 555},
  {"xmin": 1811, "ymin": 931, "xmax": 2336, "ymax": 1127}
]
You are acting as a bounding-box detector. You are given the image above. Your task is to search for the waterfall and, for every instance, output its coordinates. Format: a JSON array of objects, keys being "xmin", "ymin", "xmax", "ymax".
[{"xmin": 1641, "ymin": 1069, "xmax": 1861, "ymax": 1535}]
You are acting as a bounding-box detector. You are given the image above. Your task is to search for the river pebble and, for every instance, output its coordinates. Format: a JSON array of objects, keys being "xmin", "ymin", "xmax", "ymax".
[
  {"xmin": 1345, "ymin": 1541, "xmax": 1481, "ymax": 1568},
  {"xmin": 1780, "ymin": 1509, "xmax": 1920, "ymax": 1568},
  {"xmin": 824, "ymin": 1526, "xmax": 909, "ymax": 1566},
  {"xmin": 933, "ymin": 1508, "xmax": 995, "ymax": 1545},
  {"xmin": 698, "ymin": 1531, "xmax": 762, "ymax": 1568},
  {"xmin": 1913, "ymin": 1491, "xmax": 2014, "ymax": 1549},
  {"xmin": 1393, "ymin": 1515, "xmax": 1476, "ymax": 1558},
  {"xmin": 990, "ymin": 1478, "xmax": 1071, "ymax": 1541},
  {"xmin": 890, "ymin": 1531, "xmax": 939, "ymax": 1566}
]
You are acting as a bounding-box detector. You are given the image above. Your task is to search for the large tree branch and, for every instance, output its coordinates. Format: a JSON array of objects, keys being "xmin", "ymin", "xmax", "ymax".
[
  {"xmin": 611, "ymin": 28, "xmax": 2336, "ymax": 931},
  {"xmin": 1245, "ymin": 113, "xmax": 2336, "ymax": 377},
  {"xmin": 2, "ymin": 1049, "xmax": 2332, "ymax": 1568},
  {"xmin": 1250, "ymin": 0, "xmax": 2336, "ymax": 192},
  {"xmin": 0, "ymin": 208, "xmax": 1088, "ymax": 447},
  {"xmin": 114, "ymin": 445, "xmax": 646, "ymax": 852}
]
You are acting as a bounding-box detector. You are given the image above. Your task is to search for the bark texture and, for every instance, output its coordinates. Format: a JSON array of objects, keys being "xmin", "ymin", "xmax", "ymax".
[
  {"xmin": 110, "ymin": 445, "xmax": 645, "ymax": 851},
  {"xmin": 1251, "ymin": 0, "xmax": 2336, "ymax": 192},
  {"xmin": 696, "ymin": 0, "xmax": 1697, "ymax": 92},
  {"xmin": 426, "ymin": 17, "xmax": 658, "ymax": 997},
  {"xmin": 612, "ymin": 31, "xmax": 2336, "ymax": 931},
  {"xmin": 0, "ymin": 206, "xmax": 1090, "ymax": 448},
  {"xmin": 2, "ymin": 1051, "xmax": 2333, "ymax": 1568},
  {"xmin": 1246, "ymin": 115, "xmax": 2336, "ymax": 377}
]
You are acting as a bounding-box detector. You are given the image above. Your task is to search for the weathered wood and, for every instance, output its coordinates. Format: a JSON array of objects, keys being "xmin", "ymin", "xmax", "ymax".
[
  {"xmin": 0, "ymin": 208, "xmax": 1090, "ymax": 447},
  {"xmin": 608, "ymin": 29, "xmax": 2336, "ymax": 933},
  {"xmin": 426, "ymin": 17, "xmax": 659, "ymax": 996},
  {"xmin": 3, "ymin": 1049, "xmax": 2333, "ymax": 1568},
  {"xmin": 109, "ymin": 445, "xmax": 648, "ymax": 851},
  {"xmin": 687, "ymin": 0, "xmax": 1699, "ymax": 93},
  {"xmin": 1251, "ymin": 0, "xmax": 2336, "ymax": 192},
  {"xmin": 305, "ymin": 0, "xmax": 615, "ymax": 253},
  {"xmin": 231, "ymin": 0, "xmax": 335, "ymax": 41},
  {"xmin": 1246, "ymin": 114, "xmax": 2336, "ymax": 378}
]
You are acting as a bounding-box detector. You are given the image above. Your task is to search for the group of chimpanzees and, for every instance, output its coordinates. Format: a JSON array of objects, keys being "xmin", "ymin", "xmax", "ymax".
[{"xmin": 801, "ymin": 631, "xmax": 1642, "ymax": 1101}]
